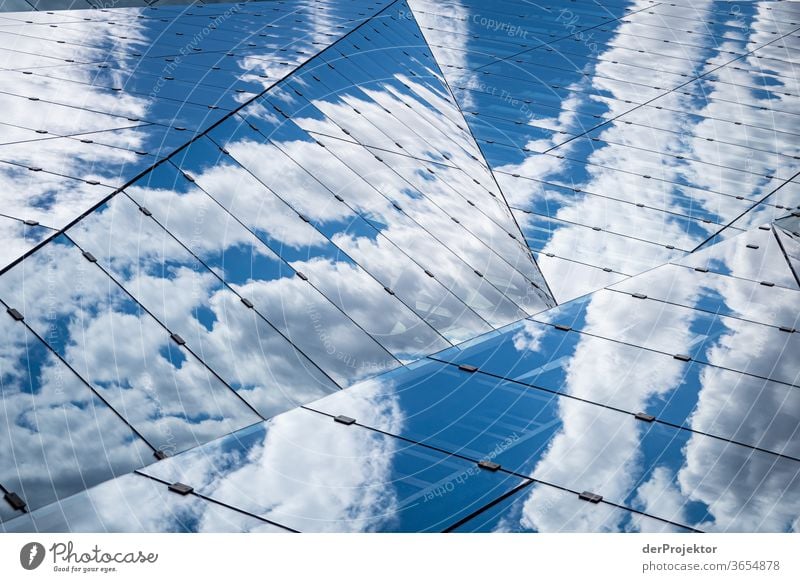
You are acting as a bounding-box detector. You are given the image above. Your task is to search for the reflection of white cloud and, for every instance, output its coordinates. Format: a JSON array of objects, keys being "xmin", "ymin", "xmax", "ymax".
[
  {"xmin": 145, "ymin": 407, "xmax": 407, "ymax": 532},
  {"xmin": 68, "ymin": 195, "xmax": 346, "ymax": 417},
  {"xmin": 0, "ymin": 237, "xmax": 260, "ymax": 454},
  {"xmin": 435, "ymin": 0, "xmax": 800, "ymax": 302},
  {"xmin": 0, "ymin": 315, "xmax": 152, "ymax": 516},
  {"xmin": 0, "ymin": 19, "xmax": 150, "ymax": 231},
  {"xmin": 409, "ymin": 0, "xmax": 478, "ymax": 109}
]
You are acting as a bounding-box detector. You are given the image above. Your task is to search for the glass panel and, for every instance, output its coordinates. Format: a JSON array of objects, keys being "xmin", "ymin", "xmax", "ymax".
[
  {"xmin": 534, "ymin": 253, "xmax": 627, "ymax": 303},
  {"xmin": 66, "ymin": 193, "xmax": 342, "ymax": 416},
  {"xmin": 233, "ymin": 103, "xmax": 533, "ymax": 326},
  {"xmin": 580, "ymin": 120, "xmax": 799, "ymax": 182},
  {"xmin": 430, "ymin": 323, "xmax": 800, "ymax": 458},
  {"xmin": 533, "ymin": 289, "xmax": 800, "ymax": 386},
  {"xmin": 0, "ymin": 0, "xmax": 392, "ymax": 236},
  {"xmin": 453, "ymin": 483, "xmax": 692, "ymax": 533},
  {"xmin": 515, "ymin": 210, "xmax": 685, "ymax": 275},
  {"xmin": 0, "ymin": 159, "xmax": 113, "ymax": 229},
  {"xmin": 125, "ymin": 162, "xmax": 399, "ymax": 384},
  {"xmin": 0, "ymin": 126, "xmax": 189, "ymax": 187},
  {"xmin": 205, "ymin": 118, "xmax": 494, "ymax": 343},
  {"xmin": 674, "ymin": 228, "xmax": 799, "ymax": 289},
  {"xmin": 616, "ymin": 105, "xmax": 800, "ymax": 154},
  {"xmin": 308, "ymin": 357, "xmax": 800, "ymax": 531},
  {"xmin": 0, "ymin": 233, "xmax": 261, "ymax": 453},
  {"xmin": 611, "ymin": 263, "xmax": 800, "ymax": 328},
  {"xmin": 316, "ymin": 136, "xmax": 551, "ymax": 313},
  {"xmin": 169, "ymin": 136, "xmax": 452, "ymax": 361},
  {"xmin": 2, "ymin": 473, "xmax": 291, "ymax": 533},
  {"xmin": 140, "ymin": 407, "xmax": 527, "ymax": 532},
  {"xmin": 0, "ymin": 311, "xmax": 151, "ymax": 520}
]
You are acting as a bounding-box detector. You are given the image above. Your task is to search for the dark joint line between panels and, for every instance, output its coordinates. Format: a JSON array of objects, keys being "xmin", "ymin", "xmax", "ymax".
[
  {"xmin": 430, "ymin": 356, "xmax": 800, "ymax": 463},
  {"xmin": 0, "ymin": 0, "xmax": 406, "ymax": 279},
  {"xmin": 118, "ymin": 190, "xmax": 349, "ymax": 391},
  {"xmin": 302, "ymin": 406, "xmax": 703, "ymax": 533},
  {"xmin": 441, "ymin": 480, "xmax": 533, "ymax": 533},
  {"xmin": 61, "ymin": 233, "xmax": 267, "ymax": 422},
  {"xmin": 134, "ymin": 470, "xmax": 299, "ymax": 533},
  {"xmin": 771, "ymin": 224, "xmax": 800, "ymax": 289},
  {"xmin": 0, "ymin": 297, "xmax": 159, "ymax": 458},
  {"xmin": 691, "ymin": 170, "xmax": 800, "ymax": 254}
]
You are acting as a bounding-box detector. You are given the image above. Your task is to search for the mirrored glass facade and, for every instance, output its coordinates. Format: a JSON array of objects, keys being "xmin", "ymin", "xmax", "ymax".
[{"xmin": 1, "ymin": 0, "xmax": 798, "ymax": 533}]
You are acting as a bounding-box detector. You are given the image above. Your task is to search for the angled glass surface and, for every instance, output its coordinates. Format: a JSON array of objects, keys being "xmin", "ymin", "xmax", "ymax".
[
  {"xmin": 2, "ymin": 473, "xmax": 291, "ymax": 533},
  {"xmin": 0, "ymin": 0, "xmax": 392, "ymax": 231},
  {"xmin": 409, "ymin": 0, "xmax": 800, "ymax": 302},
  {"xmin": 309, "ymin": 134, "xmax": 552, "ymax": 314},
  {"xmin": 169, "ymin": 136, "xmax": 452, "ymax": 361},
  {"xmin": 497, "ymin": 172, "xmax": 728, "ymax": 242},
  {"xmin": 308, "ymin": 356, "xmax": 800, "ymax": 531},
  {"xmin": 228, "ymin": 2, "xmax": 554, "ymax": 312},
  {"xmin": 125, "ymin": 162, "xmax": 399, "ymax": 384},
  {"xmin": 140, "ymin": 407, "xmax": 527, "ymax": 532},
  {"xmin": 0, "ymin": 233, "xmax": 261, "ymax": 454},
  {"xmin": 0, "ymin": 159, "xmax": 113, "ymax": 229},
  {"xmin": 516, "ymin": 209, "xmax": 686, "ymax": 275},
  {"xmin": 453, "ymin": 483, "xmax": 692, "ymax": 533},
  {"xmin": 229, "ymin": 105, "xmax": 532, "ymax": 329},
  {"xmin": 611, "ymin": 263, "xmax": 800, "ymax": 329},
  {"xmin": 533, "ymin": 253, "xmax": 627, "ymax": 303},
  {"xmin": 66, "ymin": 193, "xmax": 343, "ymax": 416},
  {"xmin": 205, "ymin": 117, "xmax": 495, "ymax": 343},
  {"xmin": 0, "ymin": 310, "xmax": 152, "ymax": 521},
  {"xmin": 532, "ymin": 289, "xmax": 800, "ymax": 386},
  {"xmin": 774, "ymin": 225, "xmax": 800, "ymax": 284},
  {"xmin": 0, "ymin": 125, "xmax": 190, "ymax": 186},
  {"xmin": 429, "ymin": 323, "xmax": 800, "ymax": 458},
  {"xmin": 674, "ymin": 227, "xmax": 800, "ymax": 290}
]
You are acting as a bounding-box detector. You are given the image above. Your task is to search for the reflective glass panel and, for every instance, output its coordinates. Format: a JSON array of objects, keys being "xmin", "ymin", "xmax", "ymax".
[
  {"xmin": 140, "ymin": 407, "xmax": 527, "ymax": 532},
  {"xmin": 2, "ymin": 473, "xmax": 291, "ymax": 533},
  {"xmin": 0, "ymin": 233, "xmax": 261, "ymax": 453},
  {"xmin": 0, "ymin": 311, "xmax": 151, "ymax": 520}
]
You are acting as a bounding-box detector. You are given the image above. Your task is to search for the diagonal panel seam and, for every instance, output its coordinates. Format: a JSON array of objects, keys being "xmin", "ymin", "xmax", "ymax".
[
  {"xmin": 0, "ymin": 0, "xmax": 403, "ymax": 278},
  {"xmin": 772, "ymin": 224, "xmax": 800, "ymax": 289},
  {"xmin": 407, "ymin": 0, "xmax": 556, "ymax": 307}
]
